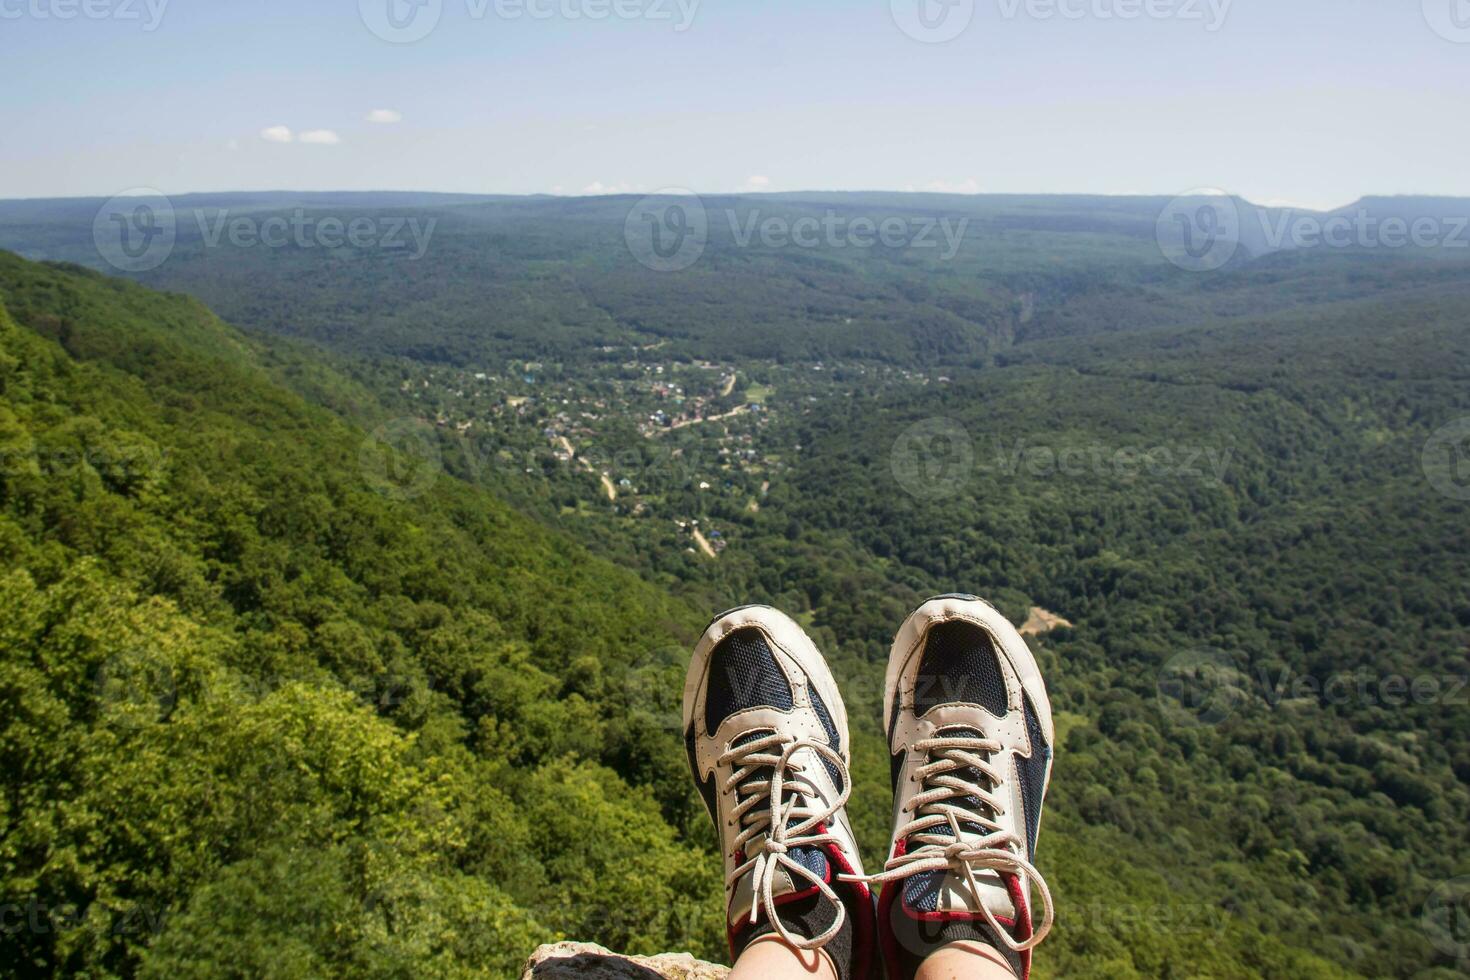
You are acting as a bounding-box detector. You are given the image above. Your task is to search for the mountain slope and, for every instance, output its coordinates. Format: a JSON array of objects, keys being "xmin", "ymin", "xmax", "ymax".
[{"xmin": 0, "ymin": 252, "xmax": 723, "ymax": 976}]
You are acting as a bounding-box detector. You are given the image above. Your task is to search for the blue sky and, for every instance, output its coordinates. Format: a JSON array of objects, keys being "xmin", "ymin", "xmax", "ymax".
[{"xmin": 2, "ymin": 0, "xmax": 1467, "ymax": 208}]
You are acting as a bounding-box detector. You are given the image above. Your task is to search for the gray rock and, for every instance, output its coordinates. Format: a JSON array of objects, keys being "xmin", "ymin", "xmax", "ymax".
[{"xmin": 520, "ymin": 941, "xmax": 729, "ymax": 979}]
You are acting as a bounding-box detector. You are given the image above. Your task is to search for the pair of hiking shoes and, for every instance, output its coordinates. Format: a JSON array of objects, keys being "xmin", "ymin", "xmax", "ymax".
[{"xmin": 683, "ymin": 595, "xmax": 1055, "ymax": 980}]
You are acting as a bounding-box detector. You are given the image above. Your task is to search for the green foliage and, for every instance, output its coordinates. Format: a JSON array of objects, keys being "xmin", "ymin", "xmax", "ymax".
[
  {"xmin": 2, "ymin": 186, "xmax": 1468, "ymax": 979},
  {"xmin": 0, "ymin": 254, "xmax": 720, "ymax": 976}
]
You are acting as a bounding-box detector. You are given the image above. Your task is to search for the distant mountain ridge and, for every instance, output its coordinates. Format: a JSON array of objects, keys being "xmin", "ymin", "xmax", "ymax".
[{"xmin": 5, "ymin": 190, "xmax": 1467, "ymax": 372}]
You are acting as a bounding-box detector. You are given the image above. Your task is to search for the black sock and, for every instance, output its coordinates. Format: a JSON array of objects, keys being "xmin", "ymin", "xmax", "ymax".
[
  {"xmin": 733, "ymin": 882, "xmax": 875, "ymax": 980},
  {"xmin": 884, "ymin": 907, "xmax": 1024, "ymax": 980}
]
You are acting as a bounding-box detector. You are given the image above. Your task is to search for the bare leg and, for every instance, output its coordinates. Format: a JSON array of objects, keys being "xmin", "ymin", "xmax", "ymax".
[
  {"xmin": 729, "ymin": 935, "xmax": 837, "ymax": 980},
  {"xmin": 914, "ymin": 940, "xmax": 1018, "ymax": 980}
]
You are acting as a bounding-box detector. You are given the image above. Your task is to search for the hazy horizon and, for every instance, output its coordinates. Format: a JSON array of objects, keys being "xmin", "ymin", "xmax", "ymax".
[
  {"xmin": 5, "ymin": 1, "xmax": 1469, "ymax": 211},
  {"xmin": 5, "ymin": 188, "xmax": 1470, "ymax": 213}
]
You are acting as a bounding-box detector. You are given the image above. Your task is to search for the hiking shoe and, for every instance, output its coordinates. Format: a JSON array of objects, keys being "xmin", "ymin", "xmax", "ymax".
[
  {"xmin": 682, "ymin": 605, "xmax": 876, "ymax": 978},
  {"xmin": 875, "ymin": 594, "xmax": 1056, "ymax": 980}
]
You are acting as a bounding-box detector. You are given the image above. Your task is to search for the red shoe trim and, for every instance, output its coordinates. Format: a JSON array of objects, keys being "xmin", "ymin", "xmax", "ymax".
[
  {"xmin": 727, "ymin": 823, "xmax": 874, "ymax": 977},
  {"xmin": 880, "ymin": 838, "xmax": 1031, "ymax": 979}
]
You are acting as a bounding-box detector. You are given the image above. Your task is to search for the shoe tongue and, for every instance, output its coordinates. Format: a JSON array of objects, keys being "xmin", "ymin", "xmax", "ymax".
[
  {"xmin": 932, "ymin": 726, "xmax": 998, "ymax": 820},
  {"xmin": 900, "ymin": 727, "xmax": 1017, "ymax": 925},
  {"xmin": 727, "ymin": 730, "xmax": 832, "ymax": 929},
  {"xmin": 900, "ymin": 862, "xmax": 1015, "ymax": 924},
  {"xmin": 729, "ymin": 845, "xmax": 831, "ymax": 928}
]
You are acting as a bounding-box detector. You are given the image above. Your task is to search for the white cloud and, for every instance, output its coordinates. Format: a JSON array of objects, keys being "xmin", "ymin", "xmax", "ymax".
[
  {"xmin": 260, "ymin": 125, "xmax": 293, "ymax": 143},
  {"xmin": 366, "ymin": 109, "xmax": 402, "ymax": 124},
  {"xmin": 299, "ymin": 130, "xmax": 342, "ymax": 145},
  {"xmin": 743, "ymin": 175, "xmax": 771, "ymax": 191},
  {"xmin": 579, "ymin": 181, "xmax": 641, "ymax": 195},
  {"xmin": 925, "ymin": 177, "xmax": 981, "ymax": 194},
  {"xmin": 225, "ymin": 138, "xmax": 240, "ymax": 151}
]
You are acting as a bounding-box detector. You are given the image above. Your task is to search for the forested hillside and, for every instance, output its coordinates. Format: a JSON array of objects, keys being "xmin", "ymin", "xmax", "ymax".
[{"xmin": 0, "ymin": 253, "xmax": 724, "ymax": 976}]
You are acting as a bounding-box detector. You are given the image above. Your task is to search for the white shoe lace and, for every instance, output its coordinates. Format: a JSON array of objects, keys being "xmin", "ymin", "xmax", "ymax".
[
  {"xmin": 718, "ymin": 732, "xmax": 854, "ymax": 951},
  {"xmin": 861, "ymin": 734, "xmax": 1054, "ymax": 953}
]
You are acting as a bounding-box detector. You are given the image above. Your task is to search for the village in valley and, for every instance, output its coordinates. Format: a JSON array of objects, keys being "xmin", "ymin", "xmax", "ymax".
[{"xmin": 377, "ymin": 349, "xmax": 935, "ymax": 560}]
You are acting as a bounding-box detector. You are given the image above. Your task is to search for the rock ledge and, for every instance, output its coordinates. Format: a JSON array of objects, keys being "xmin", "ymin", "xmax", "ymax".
[{"xmin": 520, "ymin": 941, "xmax": 729, "ymax": 979}]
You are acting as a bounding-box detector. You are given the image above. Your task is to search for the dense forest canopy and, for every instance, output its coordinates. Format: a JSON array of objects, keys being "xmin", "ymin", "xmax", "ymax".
[{"xmin": 1, "ymin": 191, "xmax": 1467, "ymax": 977}]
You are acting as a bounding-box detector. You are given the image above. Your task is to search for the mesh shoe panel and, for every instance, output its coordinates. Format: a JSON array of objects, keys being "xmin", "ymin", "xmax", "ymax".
[
  {"xmin": 1017, "ymin": 694, "xmax": 1050, "ymax": 859},
  {"xmin": 914, "ymin": 621, "xmax": 1007, "ymax": 717},
  {"xmin": 705, "ymin": 627, "xmax": 794, "ymax": 735}
]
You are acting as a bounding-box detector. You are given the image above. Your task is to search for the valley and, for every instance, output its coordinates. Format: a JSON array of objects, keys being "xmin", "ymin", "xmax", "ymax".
[{"xmin": 1, "ymin": 192, "xmax": 1467, "ymax": 977}]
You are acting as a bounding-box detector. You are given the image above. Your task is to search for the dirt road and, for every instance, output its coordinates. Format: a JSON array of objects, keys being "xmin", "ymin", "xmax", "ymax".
[{"xmin": 1020, "ymin": 606, "xmax": 1073, "ymax": 636}]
